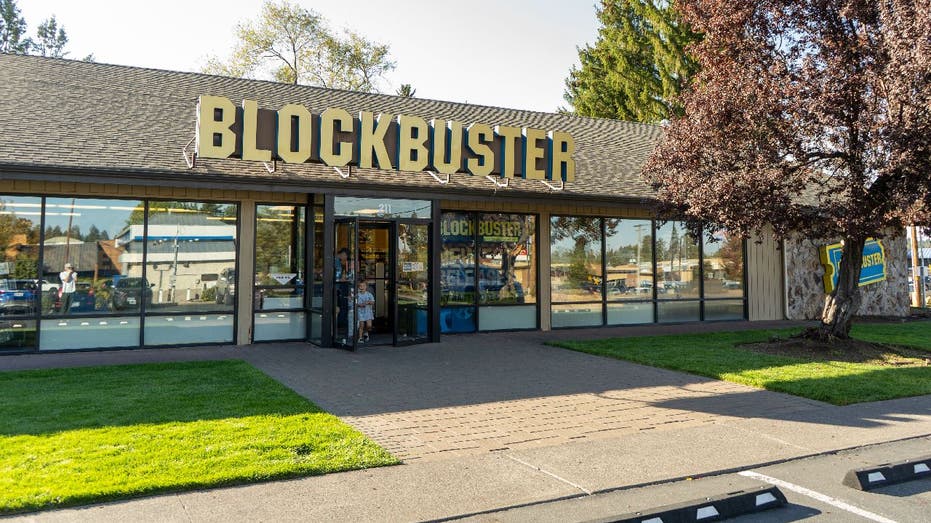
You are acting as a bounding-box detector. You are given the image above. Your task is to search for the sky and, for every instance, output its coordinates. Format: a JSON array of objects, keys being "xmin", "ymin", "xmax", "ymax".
[{"xmin": 19, "ymin": 0, "xmax": 601, "ymax": 113}]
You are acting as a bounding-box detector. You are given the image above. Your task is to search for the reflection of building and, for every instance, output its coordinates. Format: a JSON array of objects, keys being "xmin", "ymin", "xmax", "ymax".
[{"xmin": 116, "ymin": 214, "xmax": 236, "ymax": 303}]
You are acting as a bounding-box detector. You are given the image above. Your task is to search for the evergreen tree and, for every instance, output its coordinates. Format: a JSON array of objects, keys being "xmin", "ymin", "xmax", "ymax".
[
  {"xmin": 85, "ymin": 225, "xmax": 102, "ymax": 242},
  {"xmin": 565, "ymin": 0, "xmax": 699, "ymax": 122}
]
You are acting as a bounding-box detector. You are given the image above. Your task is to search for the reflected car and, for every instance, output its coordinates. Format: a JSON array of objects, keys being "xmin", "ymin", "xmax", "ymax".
[
  {"xmin": 441, "ymin": 265, "xmax": 524, "ymax": 303},
  {"xmin": 110, "ymin": 277, "xmax": 154, "ymax": 310},
  {"xmin": 722, "ymin": 280, "xmax": 742, "ymax": 290},
  {"xmin": 0, "ymin": 279, "xmax": 38, "ymax": 314}
]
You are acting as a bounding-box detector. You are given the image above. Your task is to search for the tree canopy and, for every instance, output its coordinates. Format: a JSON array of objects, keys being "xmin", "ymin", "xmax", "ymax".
[
  {"xmin": 643, "ymin": 0, "xmax": 931, "ymax": 337},
  {"xmin": 33, "ymin": 15, "xmax": 67, "ymax": 58},
  {"xmin": 203, "ymin": 0, "xmax": 395, "ymax": 93},
  {"xmin": 1, "ymin": 0, "xmax": 78, "ymax": 58},
  {"xmin": 0, "ymin": 0, "xmax": 29, "ymax": 54},
  {"xmin": 565, "ymin": 0, "xmax": 700, "ymax": 122}
]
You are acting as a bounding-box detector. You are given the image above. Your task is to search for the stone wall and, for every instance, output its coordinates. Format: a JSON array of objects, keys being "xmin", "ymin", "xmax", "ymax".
[{"xmin": 784, "ymin": 232, "xmax": 910, "ymax": 320}]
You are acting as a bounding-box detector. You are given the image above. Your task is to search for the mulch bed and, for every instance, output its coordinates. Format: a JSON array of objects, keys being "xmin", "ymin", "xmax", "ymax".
[{"xmin": 741, "ymin": 336, "xmax": 931, "ymax": 367}]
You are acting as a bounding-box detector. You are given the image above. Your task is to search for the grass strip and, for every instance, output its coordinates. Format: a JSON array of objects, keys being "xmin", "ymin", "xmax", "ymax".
[
  {"xmin": 0, "ymin": 360, "xmax": 397, "ymax": 514},
  {"xmin": 550, "ymin": 322, "xmax": 931, "ymax": 406}
]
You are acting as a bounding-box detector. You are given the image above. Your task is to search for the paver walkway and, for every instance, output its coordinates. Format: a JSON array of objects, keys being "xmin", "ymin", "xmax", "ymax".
[
  {"xmin": 0, "ymin": 320, "xmax": 821, "ymax": 463},
  {"xmin": 238, "ymin": 330, "xmax": 824, "ymax": 462}
]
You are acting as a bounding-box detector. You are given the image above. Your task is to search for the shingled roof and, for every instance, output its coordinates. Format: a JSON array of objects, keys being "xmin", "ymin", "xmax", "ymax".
[{"xmin": 0, "ymin": 54, "xmax": 662, "ymax": 204}]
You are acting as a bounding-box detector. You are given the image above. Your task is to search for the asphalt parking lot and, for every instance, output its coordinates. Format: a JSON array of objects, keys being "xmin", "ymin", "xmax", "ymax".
[{"xmin": 468, "ymin": 435, "xmax": 931, "ymax": 522}]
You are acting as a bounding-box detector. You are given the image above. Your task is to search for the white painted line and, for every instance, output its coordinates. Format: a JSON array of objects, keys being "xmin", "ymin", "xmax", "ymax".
[
  {"xmin": 739, "ymin": 470, "xmax": 897, "ymax": 523},
  {"xmin": 506, "ymin": 454, "xmax": 592, "ymax": 496}
]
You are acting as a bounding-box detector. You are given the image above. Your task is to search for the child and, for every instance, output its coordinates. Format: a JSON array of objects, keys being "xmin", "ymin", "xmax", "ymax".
[{"xmin": 356, "ymin": 280, "xmax": 375, "ymax": 343}]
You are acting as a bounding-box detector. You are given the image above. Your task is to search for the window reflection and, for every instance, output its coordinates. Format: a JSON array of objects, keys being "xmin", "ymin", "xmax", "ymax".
[
  {"xmin": 440, "ymin": 212, "xmax": 536, "ymax": 331},
  {"xmin": 255, "ymin": 205, "xmax": 305, "ymax": 311},
  {"xmin": 0, "ymin": 196, "xmax": 41, "ymax": 350},
  {"xmin": 655, "ymin": 221, "xmax": 700, "ymax": 299},
  {"xmin": 605, "ymin": 220, "xmax": 653, "ymax": 300},
  {"xmin": 478, "ymin": 214, "xmax": 535, "ymax": 305},
  {"xmin": 550, "ymin": 217, "xmax": 603, "ymax": 303},
  {"xmin": 41, "ymin": 198, "xmax": 143, "ymax": 315},
  {"xmin": 142, "ymin": 201, "xmax": 238, "ymax": 314},
  {"xmin": 703, "ymin": 230, "xmax": 744, "ymax": 299}
]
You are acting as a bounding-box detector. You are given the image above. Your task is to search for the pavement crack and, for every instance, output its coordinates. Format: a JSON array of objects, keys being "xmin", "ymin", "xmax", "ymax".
[
  {"xmin": 176, "ymin": 494, "xmax": 195, "ymax": 523},
  {"xmin": 505, "ymin": 454, "xmax": 592, "ymax": 496},
  {"xmin": 722, "ymin": 421, "xmax": 814, "ymax": 452}
]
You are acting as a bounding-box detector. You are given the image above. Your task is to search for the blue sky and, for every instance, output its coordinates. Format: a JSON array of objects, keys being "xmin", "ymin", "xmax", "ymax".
[{"xmin": 20, "ymin": 0, "xmax": 600, "ymax": 112}]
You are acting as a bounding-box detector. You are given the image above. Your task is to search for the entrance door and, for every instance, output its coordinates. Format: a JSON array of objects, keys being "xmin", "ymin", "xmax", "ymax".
[
  {"xmin": 395, "ymin": 222, "xmax": 431, "ymax": 345},
  {"xmin": 333, "ymin": 217, "xmax": 358, "ymax": 350},
  {"xmin": 358, "ymin": 222, "xmax": 394, "ymax": 345},
  {"xmin": 331, "ymin": 219, "xmax": 431, "ymax": 348}
]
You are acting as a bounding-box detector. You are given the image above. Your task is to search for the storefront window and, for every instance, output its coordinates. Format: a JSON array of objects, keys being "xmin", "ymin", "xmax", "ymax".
[
  {"xmin": 702, "ymin": 230, "xmax": 744, "ymax": 299},
  {"xmin": 440, "ymin": 212, "xmax": 536, "ymax": 332},
  {"xmin": 440, "ymin": 212, "xmax": 476, "ymax": 333},
  {"xmin": 702, "ymin": 229, "xmax": 745, "ymax": 320},
  {"xmin": 655, "ymin": 221, "xmax": 700, "ymax": 300},
  {"xmin": 605, "ymin": 219, "xmax": 653, "ymax": 300},
  {"xmin": 550, "ymin": 217, "xmax": 603, "ymax": 303},
  {"xmin": 254, "ymin": 204, "xmax": 306, "ymax": 341},
  {"xmin": 478, "ymin": 214, "xmax": 536, "ymax": 305},
  {"xmin": 478, "ymin": 213, "xmax": 536, "ymax": 330},
  {"xmin": 550, "ymin": 216, "xmax": 602, "ymax": 328},
  {"xmin": 39, "ymin": 198, "xmax": 143, "ymax": 317},
  {"xmin": 144, "ymin": 201, "xmax": 237, "ymax": 313},
  {"xmin": 606, "ymin": 219, "xmax": 654, "ymax": 324},
  {"xmin": 0, "ymin": 195, "xmax": 41, "ymax": 350}
]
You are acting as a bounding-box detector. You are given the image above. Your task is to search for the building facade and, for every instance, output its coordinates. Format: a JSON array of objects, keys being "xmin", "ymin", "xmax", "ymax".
[{"xmin": 0, "ymin": 54, "xmax": 905, "ymax": 353}]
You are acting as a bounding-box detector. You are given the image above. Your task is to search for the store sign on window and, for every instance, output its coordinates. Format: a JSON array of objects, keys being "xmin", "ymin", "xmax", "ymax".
[
  {"xmin": 440, "ymin": 215, "xmax": 526, "ymax": 243},
  {"xmin": 819, "ymin": 238, "xmax": 886, "ymax": 293},
  {"xmin": 194, "ymin": 95, "xmax": 575, "ymax": 182}
]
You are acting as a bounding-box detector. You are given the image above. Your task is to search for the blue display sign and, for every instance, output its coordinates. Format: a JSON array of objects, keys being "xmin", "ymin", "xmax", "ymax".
[{"xmin": 819, "ymin": 238, "xmax": 886, "ymax": 293}]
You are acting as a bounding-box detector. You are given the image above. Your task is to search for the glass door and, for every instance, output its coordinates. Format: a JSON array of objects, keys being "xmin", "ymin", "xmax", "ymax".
[
  {"xmin": 333, "ymin": 218, "xmax": 358, "ymax": 350},
  {"xmin": 395, "ymin": 222, "xmax": 431, "ymax": 345}
]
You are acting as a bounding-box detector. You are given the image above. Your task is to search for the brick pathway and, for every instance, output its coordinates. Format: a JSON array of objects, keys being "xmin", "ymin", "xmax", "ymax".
[{"xmin": 238, "ymin": 327, "xmax": 824, "ymax": 463}]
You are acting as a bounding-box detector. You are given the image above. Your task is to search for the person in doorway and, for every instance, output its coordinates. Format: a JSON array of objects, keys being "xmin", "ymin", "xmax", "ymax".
[
  {"xmin": 59, "ymin": 262, "xmax": 77, "ymax": 314},
  {"xmin": 335, "ymin": 248, "xmax": 353, "ymax": 339},
  {"xmin": 356, "ymin": 280, "xmax": 375, "ymax": 343}
]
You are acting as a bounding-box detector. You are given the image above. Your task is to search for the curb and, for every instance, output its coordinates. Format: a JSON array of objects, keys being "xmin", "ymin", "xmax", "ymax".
[
  {"xmin": 843, "ymin": 455, "xmax": 931, "ymax": 491},
  {"xmin": 589, "ymin": 486, "xmax": 787, "ymax": 523}
]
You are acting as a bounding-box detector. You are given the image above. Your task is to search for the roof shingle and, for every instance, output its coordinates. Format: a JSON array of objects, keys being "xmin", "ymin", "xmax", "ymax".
[{"xmin": 0, "ymin": 54, "xmax": 662, "ymax": 203}]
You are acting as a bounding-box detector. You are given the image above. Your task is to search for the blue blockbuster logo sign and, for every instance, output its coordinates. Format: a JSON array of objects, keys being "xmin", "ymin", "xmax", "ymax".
[{"xmin": 819, "ymin": 239, "xmax": 886, "ymax": 293}]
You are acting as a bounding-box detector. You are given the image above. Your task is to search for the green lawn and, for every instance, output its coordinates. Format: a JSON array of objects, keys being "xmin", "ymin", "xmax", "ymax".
[
  {"xmin": 550, "ymin": 321, "xmax": 931, "ymax": 406},
  {"xmin": 0, "ymin": 360, "xmax": 397, "ymax": 515}
]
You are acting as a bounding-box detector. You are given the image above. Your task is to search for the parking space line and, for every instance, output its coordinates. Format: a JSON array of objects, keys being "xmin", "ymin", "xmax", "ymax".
[{"xmin": 738, "ymin": 470, "xmax": 897, "ymax": 523}]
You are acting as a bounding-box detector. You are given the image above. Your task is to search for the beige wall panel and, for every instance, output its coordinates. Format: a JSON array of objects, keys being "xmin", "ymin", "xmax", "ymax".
[
  {"xmin": 237, "ymin": 199, "xmax": 257, "ymax": 345},
  {"xmin": 747, "ymin": 225, "xmax": 784, "ymax": 321},
  {"xmin": 539, "ymin": 212, "xmax": 552, "ymax": 331}
]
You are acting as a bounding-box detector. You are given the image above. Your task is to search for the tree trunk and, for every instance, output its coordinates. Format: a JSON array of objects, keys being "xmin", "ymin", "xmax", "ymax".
[{"xmin": 816, "ymin": 237, "xmax": 866, "ymax": 340}]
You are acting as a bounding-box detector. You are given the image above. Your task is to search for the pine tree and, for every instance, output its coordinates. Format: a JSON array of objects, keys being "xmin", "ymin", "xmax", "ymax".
[{"xmin": 565, "ymin": 0, "xmax": 699, "ymax": 122}]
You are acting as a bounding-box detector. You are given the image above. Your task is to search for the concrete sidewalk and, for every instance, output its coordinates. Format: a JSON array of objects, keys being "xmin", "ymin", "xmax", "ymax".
[
  {"xmin": 16, "ymin": 396, "xmax": 930, "ymax": 522},
  {"xmin": 4, "ymin": 319, "xmax": 930, "ymax": 521}
]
